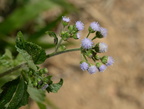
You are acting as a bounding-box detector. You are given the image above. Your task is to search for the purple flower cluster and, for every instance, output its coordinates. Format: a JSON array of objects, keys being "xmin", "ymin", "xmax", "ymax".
[
  {"xmin": 80, "ymin": 61, "xmax": 110, "ymax": 74},
  {"xmin": 60, "ymin": 17, "xmax": 114, "ymax": 74},
  {"xmin": 89, "ymin": 21, "xmax": 107, "ymax": 37},
  {"xmin": 80, "ymin": 62, "xmax": 98, "ymax": 74},
  {"xmin": 79, "ymin": 20, "xmax": 113, "ymax": 74}
]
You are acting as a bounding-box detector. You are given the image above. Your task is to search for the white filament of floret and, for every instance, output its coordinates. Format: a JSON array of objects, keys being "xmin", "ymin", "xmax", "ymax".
[
  {"xmin": 81, "ymin": 38, "xmax": 93, "ymax": 49},
  {"xmin": 76, "ymin": 33, "xmax": 81, "ymax": 39},
  {"xmin": 106, "ymin": 56, "xmax": 114, "ymax": 66},
  {"xmin": 100, "ymin": 27, "xmax": 107, "ymax": 37},
  {"xmin": 76, "ymin": 21, "xmax": 84, "ymax": 31},
  {"xmin": 80, "ymin": 62, "xmax": 89, "ymax": 71},
  {"xmin": 62, "ymin": 16, "xmax": 70, "ymax": 22},
  {"xmin": 99, "ymin": 43, "xmax": 108, "ymax": 52},
  {"xmin": 88, "ymin": 65, "xmax": 98, "ymax": 74},
  {"xmin": 99, "ymin": 64, "xmax": 107, "ymax": 72},
  {"xmin": 90, "ymin": 22, "xmax": 100, "ymax": 31}
]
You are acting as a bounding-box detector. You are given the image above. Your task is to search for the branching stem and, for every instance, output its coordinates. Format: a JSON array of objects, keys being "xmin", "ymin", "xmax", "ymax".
[
  {"xmin": 0, "ymin": 62, "xmax": 27, "ymax": 78},
  {"xmin": 0, "ymin": 48, "xmax": 81, "ymax": 78},
  {"xmin": 47, "ymin": 48, "xmax": 81, "ymax": 58},
  {"xmin": 55, "ymin": 38, "xmax": 63, "ymax": 52}
]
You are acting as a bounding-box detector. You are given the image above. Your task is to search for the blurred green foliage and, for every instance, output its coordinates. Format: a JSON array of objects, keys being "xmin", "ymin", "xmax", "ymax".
[{"xmin": 0, "ymin": 0, "xmax": 76, "ymax": 54}]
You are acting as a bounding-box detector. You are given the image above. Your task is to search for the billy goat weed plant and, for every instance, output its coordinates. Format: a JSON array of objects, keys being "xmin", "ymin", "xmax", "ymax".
[{"xmin": 0, "ymin": 16, "xmax": 114, "ymax": 109}]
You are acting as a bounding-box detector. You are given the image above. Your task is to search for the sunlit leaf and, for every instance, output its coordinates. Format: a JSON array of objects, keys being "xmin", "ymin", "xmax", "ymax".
[{"xmin": 16, "ymin": 32, "xmax": 47, "ymax": 65}]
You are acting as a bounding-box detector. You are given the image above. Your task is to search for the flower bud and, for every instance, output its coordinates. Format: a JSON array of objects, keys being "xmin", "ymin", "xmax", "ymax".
[
  {"xmin": 88, "ymin": 27, "xmax": 95, "ymax": 33},
  {"xmin": 94, "ymin": 54, "xmax": 100, "ymax": 60},
  {"xmin": 94, "ymin": 42, "xmax": 108, "ymax": 53},
  {"xmin": 101, "ymin": 56, "xmax": 114, "ymax": 66},
  {"xmin": 96, "ymin": 31, "xmax": 103, "ymax": 38},
  {"xmin": 99, "ymin": 27, "xmax": 107, "ymax": 37},
  {"xmin": 85, "ymin": 50, "xmax": 93, "ymax": 58},
  {"xmin": 60, "ymin": 45, "xmax": 66, "ymax": 51},
  {"xmin": 62, "ymin": 16, "xmax": 70, "ymax": 26},
  {"xmin": 61, "ymin": 31, "xmax": 70, "ymax": 41},
  {"xmin": 96, "ymin": 27, "xmax": 107, "ymax": 38},
  {"xmin": 68, "ymin": 25, "xmax": 74, "ymax": 31},
  {"xmin": 89, "ymin": 22, "xmax": 100, "ymax": 33},
  {"xmin": 96, "ymin": 62, "xmax": 107, "ymax": 72}
]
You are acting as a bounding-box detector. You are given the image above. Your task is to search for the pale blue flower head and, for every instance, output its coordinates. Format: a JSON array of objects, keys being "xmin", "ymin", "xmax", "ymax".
[
  {"xmin": 81, "ymin": 38, "xmax": 93, "ymax": 49},
  {"xmin": 99, "ymin": 42, "xmax": 108, "ymax": 53},
  {"xmin": 98, "ymin": 64, "xmax": 107, "ymax": 72},
  {"xmin": 90, "ymin": 22, "xmax": 100, "ymax": 31},
  {"xmin": 106, "ymin": 56, "xmax": 114, "ymax": 66},
  {"xmin": 62, "ymin": 16, "xmax": 70, "ymax": 22},
  {"xmin": 88, "ymin": 65, "xmax": 98, "ymax": 74},
  {"xmin": 80, "ymin": 62, "xmax": 89, "ymax": 71},
  {"xmin": 75, "ymin": 21, "xmax": 84, "ymax": 31},
  {"xmin": 100, "ymin": 27, "xmax": 107, "ymax": 37}
]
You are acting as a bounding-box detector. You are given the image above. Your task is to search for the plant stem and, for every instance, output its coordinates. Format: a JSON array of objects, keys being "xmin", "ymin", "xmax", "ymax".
[
  {"xmin": 47, "ymin": 48, "xmax": 81, "ymax": 58},
  {"xmin": 0, "ymin": 48, "xmax": 81, "ymax": 78},
  {"xmin": 86, "ymin": 32, "xmax": 90, "ymax": 38},
  {"xmin": 55, "ymin": 38, "xmax": 63, "ymax": 52},
  {"xmin": 0, "ymin": 62, "xmax": 27, "ymax": 78},
  {"xmin": 83, "ymin": 54, "xmax": 88, "ymax": 62}
]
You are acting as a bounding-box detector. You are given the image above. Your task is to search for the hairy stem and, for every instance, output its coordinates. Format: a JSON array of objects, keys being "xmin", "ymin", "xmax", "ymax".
[
  {"xmin": 55, "ymin": 38, "xmax": 63, "ymax": 52},
  {"xmin": 86, "ymin": 32, "xmax": 90, "ymax": 38},
  {"xmin": 47, "ymin": 48, "xmax": 81, "ymax": 58},
  {"xmin": 0, "ymin": 62, "xmax": 27, "ymax": 78}
]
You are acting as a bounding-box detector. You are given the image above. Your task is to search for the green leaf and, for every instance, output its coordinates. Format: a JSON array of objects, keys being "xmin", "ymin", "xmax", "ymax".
[
  {"xmin": 24, "ymin": 42, "xmax": 47, "ymax": 64},
  {"xmin": 16, "ymin": 32, "xmax": 47, "ymax": 65},
  {"xmin": 0, "ymin": 49, "xmax": 13, "ymax": 66},
  {"xmin": 27, "ymin": 85, "xmax": 45, "ymax": 103},
  {"xmin": 3, "ymin": 49, "xmax": 13, "ymax": 59},
  {"xmin": 15, "ymin": 31, "xmax": 26, "ymax": 49},
  {"xmin": 46, "ymin": 31, "xmax": 58, "ymax": 44},
  {"xmin": 47, "ymin": 79, "xmax": 63, "ymax": 93},
  {"xmin": 0, "ymin": 77, "xmax": 29, "ymax": 109},
  {"xmin": 16, "ymin": 47, "xmax": 37, "ymax": 71}
]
